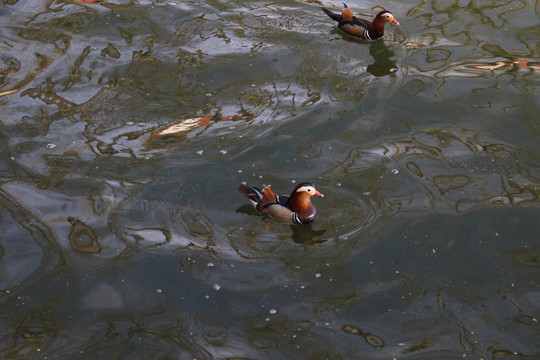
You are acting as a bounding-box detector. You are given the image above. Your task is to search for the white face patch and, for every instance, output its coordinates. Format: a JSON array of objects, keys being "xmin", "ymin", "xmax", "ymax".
[
  {"xmin": 382, "ymin": 12, "xmax": 395, "ymax": 22},
  {"xmin": 295, "ymin": 185, "xmax": 316, "ymax": 194}
]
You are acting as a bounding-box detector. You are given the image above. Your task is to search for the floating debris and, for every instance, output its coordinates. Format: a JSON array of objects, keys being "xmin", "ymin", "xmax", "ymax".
[
  {"xmin": 342, "ymin": 324, "xmax": 385, "ymax": 348},
  {"xmin": 467, "ymin": 59, "xmax": 540, "ymax": 71},
  {"xmin": 0, "ymin": 87, "xmax": 24, "ymax": 97},
  {"xmin": 152, "ymin": 116, "xmax": 241, "ymax": 137}
]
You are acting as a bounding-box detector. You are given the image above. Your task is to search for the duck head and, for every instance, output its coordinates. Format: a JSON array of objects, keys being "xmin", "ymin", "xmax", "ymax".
[
  {"xmin": 375, "ymin": 11, "xmax": 399, "ymax": 25},
  {"xmin": 289, "ymin": 183, "xmax": 324, "ymax": 212}
]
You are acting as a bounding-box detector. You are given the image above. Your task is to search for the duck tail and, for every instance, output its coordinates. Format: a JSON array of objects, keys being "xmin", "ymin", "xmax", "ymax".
[
  {"xmin": 322, "ymin": 7, "xmax": 341, "ymax": 22},
  {"xmin": 238, "ymin": 183, "xmax": 263, "ymax": 204}
]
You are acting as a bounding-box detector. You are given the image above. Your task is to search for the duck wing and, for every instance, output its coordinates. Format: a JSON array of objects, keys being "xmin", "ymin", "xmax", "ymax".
[{"xmin": 352, "ymin": 16, "xmax": 372, "ymax": 30}]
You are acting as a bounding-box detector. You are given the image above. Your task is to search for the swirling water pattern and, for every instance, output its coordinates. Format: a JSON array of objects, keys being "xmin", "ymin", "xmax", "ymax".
[{"xmin": 0, "ymin": 0, "xmax": 539, "ymax": 358}]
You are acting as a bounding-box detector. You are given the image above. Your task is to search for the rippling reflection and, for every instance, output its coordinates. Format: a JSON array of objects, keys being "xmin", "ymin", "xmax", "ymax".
[{"xmin": 0, "ymin": 0, "xmax": 539, "ymax": 358}]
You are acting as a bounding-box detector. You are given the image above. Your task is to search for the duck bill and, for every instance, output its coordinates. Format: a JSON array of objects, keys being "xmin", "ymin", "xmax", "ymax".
[
  {"xmin": 314, "ymin": 191, "xmax": 324, "ymax": 198},
  {"xmin": 392, "ymin": 19, "xmax": 399, "ymax": 25}
]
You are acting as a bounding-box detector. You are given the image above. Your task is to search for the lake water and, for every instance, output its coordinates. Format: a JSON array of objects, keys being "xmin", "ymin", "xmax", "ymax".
[{"xmin": 1, "ymin": 0, "xmax": 539, "ymax": 359}]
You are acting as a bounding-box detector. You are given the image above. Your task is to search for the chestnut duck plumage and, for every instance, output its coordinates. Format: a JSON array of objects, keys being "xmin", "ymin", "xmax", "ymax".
[
  {"xmin": 322, "ymin": 3, "xmax": 399, "ymax": 41},
  {"xmin": 238, "ymin": 182, "xmax": 324, "ymax": 225}
]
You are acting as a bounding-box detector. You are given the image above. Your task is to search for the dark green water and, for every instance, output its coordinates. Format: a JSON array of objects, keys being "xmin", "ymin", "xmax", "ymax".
[{"xmin": 0, "ymin": 0, "xmax": 539, "ymax": 359}]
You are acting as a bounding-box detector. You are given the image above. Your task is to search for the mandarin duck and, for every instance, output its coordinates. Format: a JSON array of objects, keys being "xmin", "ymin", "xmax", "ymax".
[
  {"xmin": 322, "ymin": 3, "xmax": 399, "ymax": 41},
  {"xmin": 238, "ymin": 182, "xmax": 324, "ymax": 225}
]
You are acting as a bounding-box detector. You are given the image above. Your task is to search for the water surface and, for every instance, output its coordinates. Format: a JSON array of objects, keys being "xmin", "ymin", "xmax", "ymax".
[{"xmin": 1, "ymin": 0, "xmax": 539, "ymax": 359}]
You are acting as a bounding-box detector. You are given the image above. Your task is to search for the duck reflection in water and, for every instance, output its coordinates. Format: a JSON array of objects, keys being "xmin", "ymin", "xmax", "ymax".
[
  {"xmin": 367, "ymin": 40, "xmax": 398, "ymax": 76},
  {"xmin": 290, "ymin": 224, "xmax": 327, "ymax": 244},
  {"xmin": 329, "ymin": 29, "xmax": 398, "ymax": 76},
  {"xmin": 235, "ymin": 204, "xmax": 327, "ymax": 244}
]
